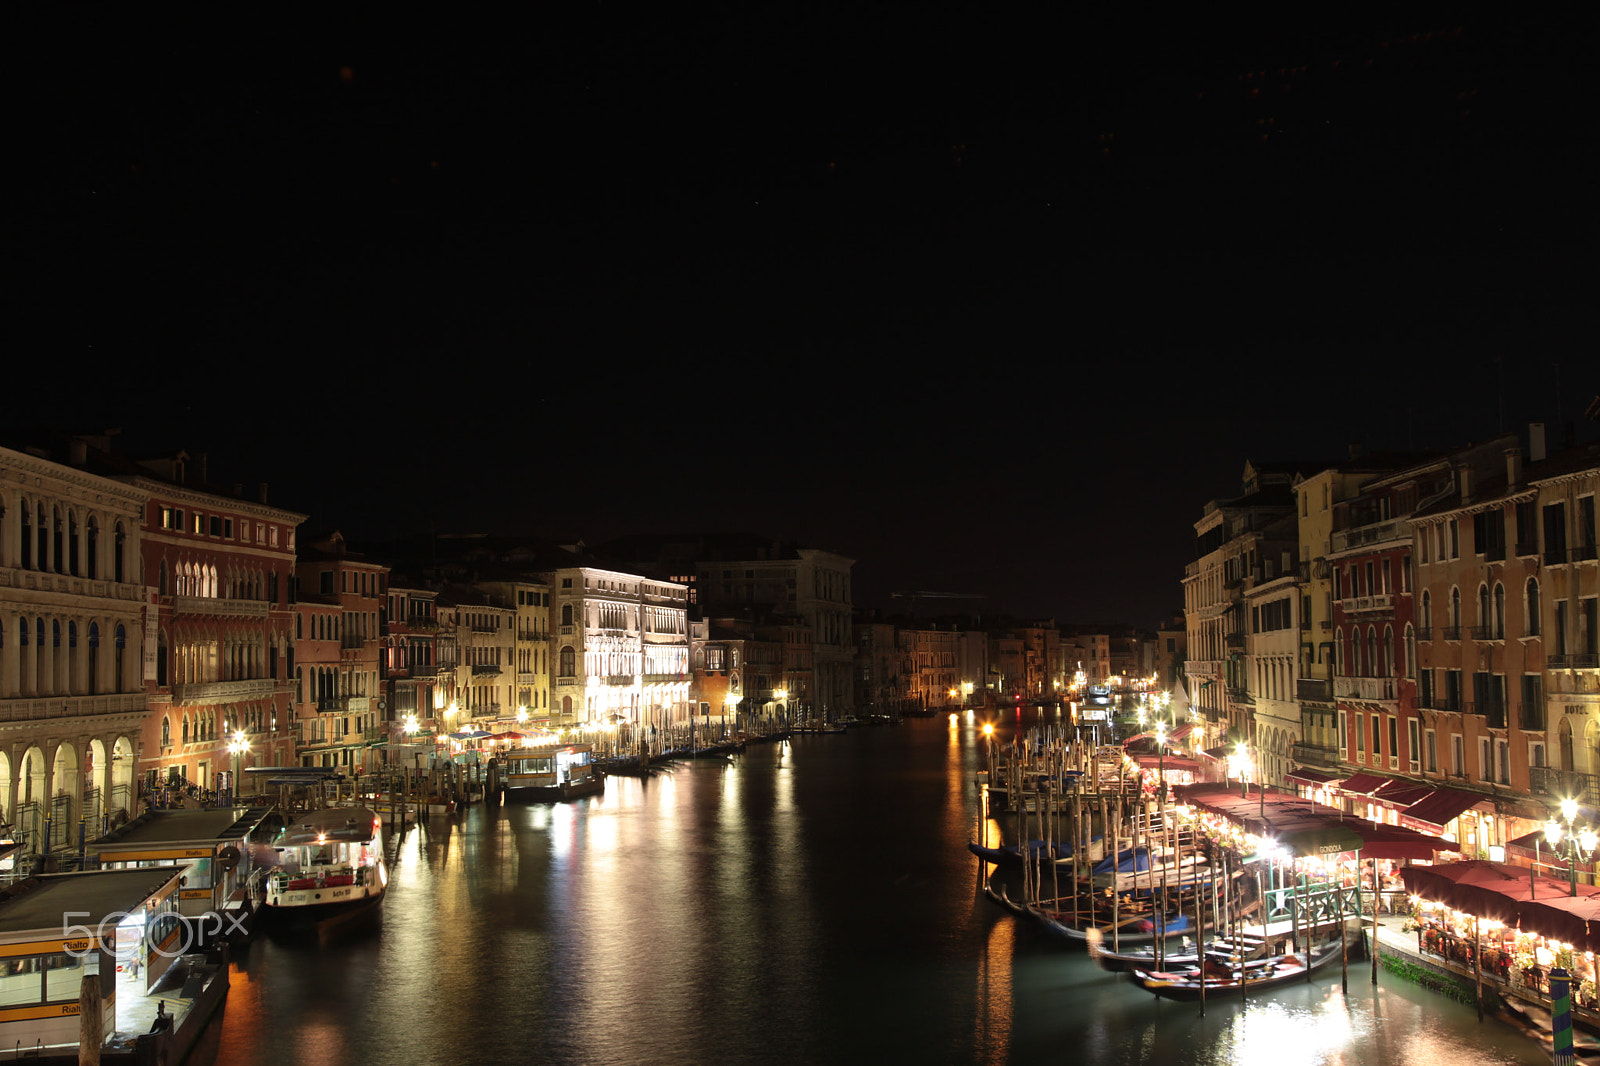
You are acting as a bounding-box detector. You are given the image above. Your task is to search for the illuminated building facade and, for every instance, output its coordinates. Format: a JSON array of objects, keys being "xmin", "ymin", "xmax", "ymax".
[
  {"xmin": 548, "ymin": 567, "xmax": 689, "ymax": 734},
  {"xmin": 293, "ymin": 532, "xmax": 388, "ymax": 769},
  {"xmin": 475, "ymin": 578, "xmax": 552, "ymax": 727},
  {"xmin": 382, "ymin": 583, "xmax": 438, "ymax": 735},
  {"xmin": 128, "ymin": 453, "xmax": 303, "ymax": 790},
  {"xmin": 1183, "ymin": 460, "xmax": 1302, "ymax": 750},
  {"xmin": 0, "ymin": 439, "xmax": 147, "ymax": 859}
]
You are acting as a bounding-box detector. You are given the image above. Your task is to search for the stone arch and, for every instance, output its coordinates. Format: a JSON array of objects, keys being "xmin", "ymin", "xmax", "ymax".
[
  {"xmin": 110, "ymin": 736, "xmax": 135, "ymax": 822},
  {"xmin": 18, "ymin": 745, "xmax": 47, "ymax": 855},
  {"xmin": 51, "ymin": 741, "xmax": 80, "ymax": 838},
  {"xmin": 85, "ymin": 738, "xmax": 108, "ymax": 832}
]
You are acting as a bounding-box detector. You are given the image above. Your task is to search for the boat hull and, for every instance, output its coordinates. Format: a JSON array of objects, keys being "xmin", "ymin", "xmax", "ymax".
[
  {"xmin": 1131, "ymin": 936, "xmax": 1351, "ymax": 999},
  {"xmin": 504, "ymin": 777, "xmax": 605, "ymax": 802}
]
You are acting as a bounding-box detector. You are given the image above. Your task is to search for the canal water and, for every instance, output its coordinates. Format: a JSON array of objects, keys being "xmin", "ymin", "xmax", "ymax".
[{"xmin": 203, "ymin": 714, "xmax": 1549, "ymax": 1065}]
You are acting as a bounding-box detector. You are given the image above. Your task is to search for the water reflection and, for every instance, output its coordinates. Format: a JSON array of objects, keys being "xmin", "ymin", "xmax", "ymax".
[{"xmin": 206, "ymin": 721, "xmax": 1552, "ymax": 1066}]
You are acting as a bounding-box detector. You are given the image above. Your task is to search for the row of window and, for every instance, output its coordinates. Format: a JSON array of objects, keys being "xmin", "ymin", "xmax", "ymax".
[
  {"xmin": 0, "ymin": 617, "xmax": 131, "ymax": 698},
  {"xmin": 159, "ymin": 505, "xmax": 285, "ymax": 550},
  {"xmin": 4, "ymin": 499, "xmax": 131, "ymax": 581}
]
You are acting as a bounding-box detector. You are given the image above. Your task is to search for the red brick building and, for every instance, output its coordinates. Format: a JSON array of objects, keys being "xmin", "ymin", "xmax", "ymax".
[{"xmin": 128, "ymin": 453, "xmax": 304, "ymax": 790}]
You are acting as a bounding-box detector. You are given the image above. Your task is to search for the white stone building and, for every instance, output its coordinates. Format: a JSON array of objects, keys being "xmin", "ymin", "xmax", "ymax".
[{"xmin": 0, "ymin": 441, "xmax": 147, "ymax": 859}]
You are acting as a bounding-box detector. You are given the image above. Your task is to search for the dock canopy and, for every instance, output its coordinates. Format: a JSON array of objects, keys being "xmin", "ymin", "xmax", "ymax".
[
  {"xmin": 1173, "ymin": 783, "xmax": 1452, "ymax": 859},
  {"xmin": 1336, "ymin": 772, "xmax": 1389, "ymax": 796},
  {"xmin": 1398, "ymin": 785, "xmax": 1485, "ymax": 834},
  {"xmin": 1286, "ymin": 767, "xmax": 1342, "ymax": 787},
  {"xmin": 1402, "ymin": 860, "xmax": 1600, "ymax": 951}
]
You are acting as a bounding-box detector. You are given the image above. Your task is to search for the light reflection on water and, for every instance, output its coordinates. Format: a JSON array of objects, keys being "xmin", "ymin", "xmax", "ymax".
[{"xmin": 207, "ymin": 717, "xmax": 1550, "ymax": 1066}]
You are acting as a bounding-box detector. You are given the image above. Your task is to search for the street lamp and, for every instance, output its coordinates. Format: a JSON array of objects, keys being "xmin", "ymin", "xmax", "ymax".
[
  {"xmin": 1228, "ymin": 741, "xmax": 1253, "ymax": 801},
  {"xmin": 775, "ymin": 688, "xmax": 788, "ymax": 732},
  {"xmin": 1154, "ymin": 720, "xmax": 1168, "ymax": 803},
  {"xmin": 227, "ymin": 729, "xmax": 249, "ymax": 804},
  {"xmin": 1544, "ymin": 798, "xmax": 1599, "ymax": 897}
]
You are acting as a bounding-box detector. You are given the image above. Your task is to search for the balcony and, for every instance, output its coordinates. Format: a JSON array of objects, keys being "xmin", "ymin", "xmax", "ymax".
[
  {"xmin": 172, "ymin": 595, "xmax": 269, "ymax": 618},
  {"xmin": 471, "ymin": 664, "xmax": 503, "ymax": 677},
  {"xmin": 1547, "ymin": 653, "xmax": 1600, "ymax": 670},
  {"xmin": 1296, "ymin": 678, "xmax": 1331, "ymax": 703},
  {"xmin": 1341, "ymin": 594, "xmax": 1395, "ymax": 615},
  {"xmin": 1440, "ymin": 625, "xmax": 1463, "ymax": 641},
  {"xmin": 1472, "ymin": 699, "xmax": 1508, "ymax": 731},
  {"xmin": 1331, "ymin": 519, "xmax": 1411, "ymax": 553},
  {"xmin": 1416, "ymin": 695, "xmax": 1463, "ymax": 714},
  {"xmin": 1515, "ymin": 541, "xmax": 1540, "ymax": 558},
  {"xmin": 1531, "ymin": 766, "xmax": 1600, "ymax": 806},
  {"xmin": 0, "ymin": 692, "xmax": 146, "ymax": 723},
  {"xmin": 1414, "ymin": 627, "xmax": 1433, "ymax": 642},
  {"xmin": 1224, "ymin": 634, "xmax": 1245, "ymax": 650},
  {"xmin": 171, "ymin": 678, "xmax": 280, "ymax": 704},
  {"xmin": 1334, "ymin": 676, "xmax": 1396, "ymax": 701},
  {"xmin": 1290, "ymin": 741, "xmax": 1340, "ymax": 767},
  {"xmin": 1469, "ymin": 625, "xmax": 1505, "ymax": 642}
]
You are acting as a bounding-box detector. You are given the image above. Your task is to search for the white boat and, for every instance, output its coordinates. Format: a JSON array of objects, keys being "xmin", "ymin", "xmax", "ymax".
[
  {"xmin": 263, "ymin": 807, "xmax": 388, "ymax": 924},
  {"xmin": 498, "ymin": 742, "xmax": 603, "ymax": 801}
]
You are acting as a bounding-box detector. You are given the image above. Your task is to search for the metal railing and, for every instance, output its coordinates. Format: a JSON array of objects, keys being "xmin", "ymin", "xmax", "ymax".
[{"xmin": 1531, "ymin": 767, "xmax": 1600, "ymax": 806}]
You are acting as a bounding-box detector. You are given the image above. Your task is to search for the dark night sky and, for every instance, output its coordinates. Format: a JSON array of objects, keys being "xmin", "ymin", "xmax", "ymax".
[{"xmin": 12, "ymin": 9, "xmax": 1595, "ymax": 627}]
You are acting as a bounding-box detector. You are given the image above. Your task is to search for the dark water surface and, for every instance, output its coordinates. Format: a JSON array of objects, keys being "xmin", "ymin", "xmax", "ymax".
[{"xmin": 206, "ymin": 716, "xmax": 1547, "ymax": 1065}]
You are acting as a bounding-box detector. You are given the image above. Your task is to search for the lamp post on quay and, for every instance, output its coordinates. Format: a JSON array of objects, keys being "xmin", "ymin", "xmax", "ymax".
[
  {"xmin": 227, "ymin": 729, "xmax": 249, "ymax": 805},
  {"xmin": 1544, "ymin": 798, "xmax": 1599, "ymax": 897}
]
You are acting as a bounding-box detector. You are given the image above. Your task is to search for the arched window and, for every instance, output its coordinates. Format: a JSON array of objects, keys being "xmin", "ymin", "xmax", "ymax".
[
  {"xmin": 559, "ymin": 646, "xmax": 575, "ymax": 677},
  {"xmin": 1366, "ymin": 628, "xmax": 1377, "ymax": 677},
  {"xmin": 182, "ymin": 715, "xmax": 190, "ymax": 745},
  {"xmin": 157, "ymin": 630, "xmax": 168, "ymax": 687},
  {"xmin": 35, "ymin": 503, "xmax": 47, "ymax": 571},
  {"xmin": 1493, "ymin": 583, "xmax": 1506, "ymax": 638},
  {"xmin": 20, "ymin": 501, "xmax": 32, "ymax": 569},
  {"xmin": 1478, "ymin": 584, "xmax": 1491, "ymax": 629},
  {"xmin": 1404, "ymin": 624, "xmax": 1416, "ymax": 678},
  {"xmin": 87, "ymin": 622, "xmax": 100, "ymax": 694},
  {"xmin": 52, "ymin": 507, "xmax": 63, "ymax": 573},
  {"xmin": 1449, "ymin": 587, "xmax": 1461, "ymax": 628},
  {"xmin": 1382, "ymin": 625, "xmax": 1394, "ymax": 676},
  {"xmin": 68, "ymin": 511, "xmax": 79, "ymax": 575},
  {"xmin": 113, "ymin": 522, "xmax": 126, "ymax": 583},
  {"xmin": 162, "ymin": 717, "xmax": 171, "ymax": 747},
  {"xmin": 1527, "ymin": 579, "xmax": 1541, "ymax": 637},
  {"xmin": 86, "ymin": 516, "xmax": 99, "ymax": 579},
  {"xmin": 1334, "ymin": 628, "xmax": 1345, "ymax": 674},
  {"xmin": 159, "ymin": 560, "xmax": 169, "ymax": 596},
  {"xmin": 114, "ymin": 625, "xmax": 127, "ymax": 693}
]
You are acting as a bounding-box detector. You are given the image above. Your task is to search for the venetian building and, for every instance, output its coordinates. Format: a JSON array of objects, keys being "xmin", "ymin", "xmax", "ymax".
[
  {"xmin": 0, "ymin": 438, "xmax": 148, "ymax": 862},
  {"xmin": 547, "ymin": 567, "xmax": 689, "ymax": 737},
  {"xmin": 1523, "ymin": 429, "xmax": 1600, "ymax": 798},
  {"xmin": 126, "ymin": 453, "xmax": 304, "ymax": 787}
]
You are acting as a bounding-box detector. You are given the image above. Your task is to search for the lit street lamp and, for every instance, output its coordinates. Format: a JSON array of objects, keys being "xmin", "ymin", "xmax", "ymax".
[
  {"xmin": 1544, "ymin": 798, "xmax": 1599, "ymax": 897},
  {"xmin": 1154, "ymin": 720, "xmax": 1168, "ymax": 803},
  {"xmin": 1228, "ymin": 740, "xmax": 1253, "ymax": 801},
  {"xmin": 227, "ymin": 729, "xmax": 250, "ymax": 804},
  {"xmin": 775, "ymin": 688, "xmax": 788, "ymax": 733}
]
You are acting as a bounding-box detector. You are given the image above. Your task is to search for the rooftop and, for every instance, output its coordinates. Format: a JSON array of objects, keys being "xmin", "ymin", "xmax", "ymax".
[{"xmin": 0, "ymin": 869, "xmax": 182, "ymax": 936}]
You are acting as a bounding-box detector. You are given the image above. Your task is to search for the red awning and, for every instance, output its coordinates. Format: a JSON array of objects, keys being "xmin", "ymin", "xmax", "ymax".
[
  {"xmin": 1371, "ymin": 779, "xmax": 1434, "ymax": 809},
  {"xmin": 1199, "ymin": 745, "xmax": 1230, "ymax": 761},
  {"xmin": 1168, "ymin": 724, "xmax": 1196, "ymax": 742},
  {"xmin": 1286, "ymin": 767, "xmax": 1342, "ymax": 786},
  {"xmin": 1399, "ymin": 786, "xmax": 1486, "ymax": 834},
  {"xmin": 1338, "ymin": 772, "xmax": 1390, "ymax": 795}
]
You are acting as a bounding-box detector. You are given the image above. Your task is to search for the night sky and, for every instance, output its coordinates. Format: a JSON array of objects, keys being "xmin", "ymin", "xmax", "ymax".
[{"xmin": 14, "ymin": 9, "xmax": 1594, "ymax": 627}]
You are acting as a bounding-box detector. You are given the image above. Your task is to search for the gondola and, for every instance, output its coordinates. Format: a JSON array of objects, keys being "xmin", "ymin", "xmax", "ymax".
[{"xmin": 1129, "ymin": 932, "xmax": 1350, "ymax": 999}]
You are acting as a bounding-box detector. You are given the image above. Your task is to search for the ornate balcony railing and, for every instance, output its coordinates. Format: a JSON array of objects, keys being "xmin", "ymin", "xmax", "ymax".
[{"xmin": 1531, "ymin": 766, "xmax": 1600, "ymax": 806}]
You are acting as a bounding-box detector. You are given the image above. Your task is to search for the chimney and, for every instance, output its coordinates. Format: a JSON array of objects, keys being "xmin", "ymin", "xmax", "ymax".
[
  {"xmin": 1530, "ymin": 422, "xmax": 1547, "ymax": 463},
  {"xmin": 1459, "ymin": 465, "xmax": 1473, "ymax": 504},
  {"xmin": 1506, "ymin": 447, "xmax": 1522, "ymax": 490},
  {"xmin": 257, "ymin": 483, "xmax": 269, "ymax": 504}
]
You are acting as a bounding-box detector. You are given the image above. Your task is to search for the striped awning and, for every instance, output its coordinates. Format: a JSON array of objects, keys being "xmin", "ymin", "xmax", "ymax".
[{"xmin": 1338, "ymin": 771, "xmax": 1390, "ymax": 796}]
